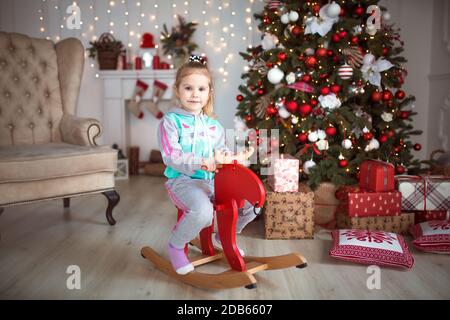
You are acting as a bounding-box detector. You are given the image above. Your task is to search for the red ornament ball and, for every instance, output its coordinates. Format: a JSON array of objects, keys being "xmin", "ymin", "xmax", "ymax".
[
  {"xmin": 327, "ymin": 50, "xmax": 334, "ymax": 57},
  {"xmin": 394, "ymin": 146, "xmax": 402, "ymax": 153},
  {"xmin": 236, "ymin": 94, "xmax": 244, "ymax": 102},
  {"xmin": 245, "ymin": 115, "xmax": 253, "ymax": 122},
  {"xmin": 298, "ymin": 133, "xmax": 308, "ymax": 143},
  {"xmin": 316, "ymin": 47, "xmax": 327, "ymax": 57},
  {"xmin": 266, "ymin": 62, "xmax": 273, "ymax": 68},
  {"xmin": 332, "ymin": 34, "xmax": 341, "ymax": 43},
  {"xmin": 257, "ymin": 88, "xmax": 265, "ymax": 96},
  {"xmin": 388, "ymin": 130, "xmax": 395, "ymax": 137},
  {"xmin": 399, "ymin": 111, "xmax": 410, "ymax": 119},
  {"xmin": 263, "ymin": 16, "xmax": 271, "ymax": 24},
  {"xmin": 382, "ymin": 47, "xmax": 389, "ymax": 56},
  {"xmin": 299, "ymin": 103, "xmax": 312, "ymax": 116},
  {"xmin": 292, "ymin": 26, "xmax": 302, "ymax": 36},
  {"xmin": 310, "ymin": 99, "xmax": 318, "ymax": 107},
  {"xmin": 339, "ymin": 159, "xmax": 348, "ymax": 168},
  {"xmin": 371, "ymin": 91, "xmax": 382, "ymax": 102},
  {"xmin": 339, "ymin": 30, "xmax": 348, "ymax": 39},
  {"xmin": 414, "ymin": 143, "xmax": 422, "ymax": 151},
  {"xmin": 285, "ymin": 100, "xmax": 299, "ymax": 113},
  {"xmin": 395, "ymin": 90, "xmax": 406, "ymax": 100},
  {"xmin": 320, "ymin": 87, "xmax": 331, "ymax": 96},
  {"xmin": 363, "ymin": 132, "xmax": 374, "ymax": 141},
  {"xmin": 396, "ymin": 165, "xmax": 406, "ymax": 174},
  {"xmin": 355, "ymin": 6, "xmax": 364, "ymax": 16},
  {"xmin": 351, "ymin": 36, "xmax": 359, "ymax": 45},
  {"xmin": 277, "ymin": 52, "xmax": 287, "ymax": 61},
  {"xmin": 325, "ymin": 126, "xmax": 337, "ymax": 136},
  {"xmin": 382, "ymin": 90, "xmax": 393, "ymax": 101},
  {"xmin": 302, "ymin": 74, "xmax": 312, "ymax": 83},
  {"xmin": 330, "ymin": 84, "xmax": 341, "ymax": 94},
  {"xmin": 379, "ymin": 134, "xmax": 388, "ymax": 144},
  {"xmin": 266, "ymin": 105, "xmax": 277, "ymax": 116},
  {"xmin": 305, "ymin": 56, "xmax": 317, "ymax": 68}
]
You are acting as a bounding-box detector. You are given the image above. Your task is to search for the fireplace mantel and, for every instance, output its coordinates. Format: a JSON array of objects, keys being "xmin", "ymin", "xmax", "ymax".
[{"xmin": 99, "ymin": 70, "xmax": 176, "ymax": 159}]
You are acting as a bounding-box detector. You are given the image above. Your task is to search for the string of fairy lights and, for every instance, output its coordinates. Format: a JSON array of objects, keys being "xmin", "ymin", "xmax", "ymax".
[{"xmin": 37, "ymin": 0, "xmax": 263, "ymax": 80}]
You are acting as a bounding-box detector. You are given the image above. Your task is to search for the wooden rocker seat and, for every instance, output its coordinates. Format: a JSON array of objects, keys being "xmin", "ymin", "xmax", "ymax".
[{"xmin": 141, "ymin": 162, "xmax": 307, "ymax": 289}]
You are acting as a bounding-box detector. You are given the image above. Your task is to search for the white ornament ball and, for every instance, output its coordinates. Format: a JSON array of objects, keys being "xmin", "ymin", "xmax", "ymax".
[
  {"xmin": 327, "ymin": 1, "xmax": 341, "ymax": 18},
  {"xmin": 289, "ymin": 11, "xmax": 299, "ymax": 22},
  {"xmin": 280, "ymin": 13, "xmax": 290, "ymax": 24},
  {"xmin": 383, "ymin": 11, "xmax": 391, "ymax": 22},
  {"xmin": 305, "ymin": 48, "xmax": 315, "ymax": 56},
  {"xmin": 267, "ymin": 66, "xmax": 285, "ymax": 84},
  {"xmin": 338, "ymin": 64, "xmax": 353, "ymax": 80},
  {"xmin": 278, "ymin": 106, "xmax": 291, "ymax": 119},
  {"xmin": 369, "ymin": 138, "xmax": 380, "ymax": 150},
  {"xmin": 303, "ymin": 160, "xmax": 316, "ymax": 174},
  {"xmin": 317, "ymin": 129, "xmax": 326, "ymax": 140},
  {"xmin": 341, "ymin": 139, "xmax": 352, "ymax": 149},
  {"xmin": 308, "ymin": 131, "xmax": 319, "ymax": 143},
  {"xmin": 291, "ymin": 116, "xmax": 299, "ymax": 124}
]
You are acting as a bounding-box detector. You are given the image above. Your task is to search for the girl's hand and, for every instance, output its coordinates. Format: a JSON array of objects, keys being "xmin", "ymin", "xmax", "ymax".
[
  {"xmin": 200, "ymin": 157, "xmax": 216, "ymax": 172},
  {"xmin": 215, "ymin": 147, "xmax": 254, "ymax": 165}
]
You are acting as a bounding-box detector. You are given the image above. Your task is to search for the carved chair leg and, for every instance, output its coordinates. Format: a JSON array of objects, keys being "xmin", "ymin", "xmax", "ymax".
[
  {"xmin": 102, "ymin": 190, "xmax": 120, "ymax": 225},
  {"xmin": 63, "ymin": 198, "xmax": 70, "ymax": 208}
]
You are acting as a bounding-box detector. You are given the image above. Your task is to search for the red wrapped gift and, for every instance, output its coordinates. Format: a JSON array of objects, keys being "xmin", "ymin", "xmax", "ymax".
[
  {"xmin": 413, "ymin": 210, "xmax": 449, "ymax": 224},
  {"xmin": 359, "ymin": 160, "xmax": 395, "ymax": 192},
  {"xmin": 336, "ymin": 186, "xmax": 402, "ymax": 217}
]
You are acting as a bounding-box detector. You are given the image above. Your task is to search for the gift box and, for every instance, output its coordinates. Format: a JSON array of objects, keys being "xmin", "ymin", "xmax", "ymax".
[
  {"xmin": 359, "ymin": 160, "xmax": 395, "ymax": 192},
  {"xmin": 314, "ymin": 182, "xmax": 339, "ymax": 230},
  {"xmin": 395, "ymin": 175, "xmax": 450, "ymax": 211},
  {"xmin": 413, "ymin": 210, "xmax": 449, "ymax": 224},
  {"xmin": 336, "ymin": 211, "xmax": 414, "ymax": 234},
  {"xmin": 336, "ymin": 186, "xmax": 402, "ymax": 217},
  {"xmin": 264, "ymin": 184, "xmax": 314, "ymax": 239},
  {"xmin": 268, "ymin": 154, "xmax": 299, "ymax": 193}
]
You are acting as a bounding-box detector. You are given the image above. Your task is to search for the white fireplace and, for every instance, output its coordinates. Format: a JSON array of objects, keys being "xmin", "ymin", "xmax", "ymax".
[{"xmin": 99, "ymin": 70, "xmax": 176, "ymax": 161}]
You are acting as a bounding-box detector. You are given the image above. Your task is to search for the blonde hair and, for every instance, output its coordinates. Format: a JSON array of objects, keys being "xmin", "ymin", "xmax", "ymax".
[{"xmin": 174, "ymin": 61, "xmax": 215, "ymax": 118}]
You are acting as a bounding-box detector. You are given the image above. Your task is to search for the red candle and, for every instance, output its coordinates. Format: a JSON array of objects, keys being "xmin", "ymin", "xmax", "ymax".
[
  {"xmin": 135, "ymin": 57, "xmax": 142, "ymax": 70},
  {"xmin": 153, "ymin": 55, "xmax": 160, "ymax": 69}
]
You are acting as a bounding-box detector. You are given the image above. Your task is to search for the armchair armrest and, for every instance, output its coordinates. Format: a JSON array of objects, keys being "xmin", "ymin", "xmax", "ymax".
[{"xmin": 60, "ymin": 114, "xmax": 102, "ymax": 146}]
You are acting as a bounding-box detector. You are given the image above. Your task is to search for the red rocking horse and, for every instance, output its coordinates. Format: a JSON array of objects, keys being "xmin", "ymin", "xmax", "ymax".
[{"xmin": 141, "ymin": 162, "xmax": 307, "ymax": 289}]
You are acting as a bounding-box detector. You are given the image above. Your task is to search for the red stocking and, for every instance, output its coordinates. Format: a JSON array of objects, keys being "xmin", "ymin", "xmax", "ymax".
[
  {"xmin": 145, "ymin": 80, "xmax": 168, "ymax": 119},
  {"xmin": 127, "ymin": 80, "xmax": 149, "ymax": 119}
]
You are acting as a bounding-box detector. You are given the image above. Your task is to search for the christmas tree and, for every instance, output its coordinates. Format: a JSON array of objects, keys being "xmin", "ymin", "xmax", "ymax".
[{"xmin": 236, "ymin": 0, "xmax": 423, "ymax": 189}]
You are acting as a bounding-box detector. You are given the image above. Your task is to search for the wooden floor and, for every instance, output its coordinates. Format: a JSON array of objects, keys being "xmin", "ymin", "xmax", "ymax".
[{"xmin": 1, "ymin": 176, "xmax": 449, "ymax": 299}]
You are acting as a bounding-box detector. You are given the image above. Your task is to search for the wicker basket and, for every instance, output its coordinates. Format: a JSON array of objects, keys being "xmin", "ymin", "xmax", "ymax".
[{"xmin": 96, "ymin": 33, "xmax": 122, "ymax": 70}]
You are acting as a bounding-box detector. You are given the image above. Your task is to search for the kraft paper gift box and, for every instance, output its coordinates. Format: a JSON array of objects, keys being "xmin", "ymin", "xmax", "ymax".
[
  {"xmin": 268, "ymin": 154, "xmax": 299, "ymax": 193},
  {"xmin": 264, "ymin": 184, "xmax": 314, "ymax": 239},
  {"xmin": 336, "ymin": 186, "xmax": 402, "ymax": 217},
  {"xmin": 314, "ymin": 182, "xmax": 339, "ymax": 230},
  {"xmin": 336, "ymin": 210, "xmax": 415, "ymax": 234},
  {"xmin": 359, "ymin": 160, "xmax": 395, "ymax": 192},
  {"xmin": 395, "ymin": 175, "xmax": 450, "ymax": 211}
]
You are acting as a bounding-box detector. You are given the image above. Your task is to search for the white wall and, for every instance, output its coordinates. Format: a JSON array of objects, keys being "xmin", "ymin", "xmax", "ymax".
[{"xmin": 1, "ymin": 0, "xmax": 448, "ymax": 162}]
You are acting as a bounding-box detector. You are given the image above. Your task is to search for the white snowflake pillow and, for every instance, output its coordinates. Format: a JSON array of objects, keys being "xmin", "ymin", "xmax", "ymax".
[
  {"xmin": 409, "ymin": 220, "xmax": 450, "ymax": 254},
  {"xmin": 330, "ymin": 229, "xmax": 414, "ymax": 269}
]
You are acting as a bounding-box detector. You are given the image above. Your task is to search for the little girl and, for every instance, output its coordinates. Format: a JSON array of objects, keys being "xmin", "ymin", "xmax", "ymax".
[{"xmin": 157, "ymin": 55, "xmax": 258, "ymax": 275}]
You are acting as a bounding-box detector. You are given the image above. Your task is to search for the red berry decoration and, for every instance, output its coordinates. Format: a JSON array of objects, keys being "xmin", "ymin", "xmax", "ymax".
[
  {"xmin": 236, "ymin": 94, "xmax": 244, "ymax": 102},
  {"xmin": 299, "ymin": 103, "xmax": 312, "ymax": 116},
  {"xmin": 388, "ymin": 130, "xmax": 395, "ymax": 137},
  {"xmin": 316, "ymin": 47, "xmax": 327, "ymax": 57},
  {"xmin": 285, "ymin": 100, "xmax": 299, "ymax": 113},
  {"xmin": 327, "ymin": 50, "xmax": 334, "ymax": 57},
  {"xmin": 266, "ymin": 62, "xmax": 273, "ymax": 68},
  {"xmin": 371, "ymin": 91, "xmax": 382, "ymax": 102},
  {"xmin": 325, "ymin": 126, "xmax": 337, "ymax": 136},
  {"xmin": 396, "ymin": 165, "xmax": 406, "ymax": 174},
  {"xmin": 414, "ymin": 143, "xmax": 422, "ymax": 151},
  {"xmin": 394, "ymin": 146, "xmax": 402, "ymax": 153},
  {"xmin": 320, "ymin": 87, "xmax": 330, "ymax": 95},
  {"xmin": 277, "ymin": 52, "xmax": 287, "ymax": 61},
  {"xmin": 313, "ymin": 4, "xmax": 321, "ymax": 14},
  {"xmin": 305, "ymin": 56, "xmax": 317, "ymax": 68},
  {"xmin": 263, "ymin": 16, "xmax": 271, "ymax": 25},
  {"xmin": 330, "ymin": 84, "xmax": 341, "ymax": 94},
  {"xmin": 339, "ymin": 159, "xmax": 348, "ymax": 168},
  {"xmin": 298, "ymin": 133, "xmax": 308, "ymax": 143},
  {"xmin": 395, "ymin": 90, "xmax": 406, "ymax": 100},
  {"xmin": 355, "ymin": 6, "xmax": 364, "ymax": 16},
  {"xmin": 382, "ymin": 90, "xmax": 393, "ymax": 101},
  {"xmin": 266, "ymin": 105, "xmax": 277, "ymax": 116},
  {"xmin": 257, "ymin": 88, "xmax": 265, "ymax": 96}
]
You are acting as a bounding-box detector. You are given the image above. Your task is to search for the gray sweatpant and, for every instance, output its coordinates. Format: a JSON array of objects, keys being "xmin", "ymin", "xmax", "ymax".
[{"xmin": 165, "ymin": 175, "xmax": 259, "ymax": 249}]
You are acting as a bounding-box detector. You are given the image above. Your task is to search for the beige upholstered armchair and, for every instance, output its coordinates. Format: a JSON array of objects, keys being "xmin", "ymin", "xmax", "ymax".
[{"xmin": 0, "ymin": 32, "xmax": 120, "ymax": 225}]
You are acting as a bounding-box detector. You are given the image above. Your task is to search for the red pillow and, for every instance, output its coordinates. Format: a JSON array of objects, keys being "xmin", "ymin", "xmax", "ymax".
[
  {"xmin": 330, "ymin": 229, "xmax": 414, "ymax": 269},
  {"xmin": 409, "ymin": 220, "xmax": 450, "ymax": 254}
]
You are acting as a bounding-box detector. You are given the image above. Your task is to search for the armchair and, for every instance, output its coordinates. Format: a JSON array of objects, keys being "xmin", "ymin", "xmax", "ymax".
[{"xmin": 0, "ymin": 32, "xmax": 120, "ymax": 225}]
